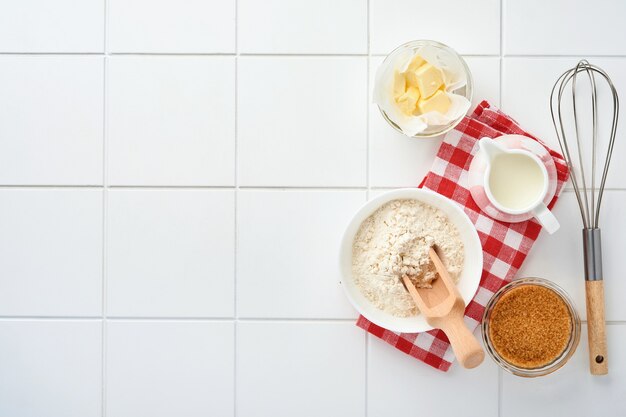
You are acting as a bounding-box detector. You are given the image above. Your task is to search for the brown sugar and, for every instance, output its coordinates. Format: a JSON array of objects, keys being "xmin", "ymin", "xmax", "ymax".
[{"xmin": 488, "ymin": 284, "xmax": 572, "ymax": 369}]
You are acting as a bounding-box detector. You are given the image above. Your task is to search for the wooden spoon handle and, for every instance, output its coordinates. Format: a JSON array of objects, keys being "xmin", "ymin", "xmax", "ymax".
[
  {"xmin": 585, "ymin": 280, "xmax": 608, "ymax": 375},
  {"xmin": 440, "ymin": 313, "xmax": 485, "ymax": 369}
]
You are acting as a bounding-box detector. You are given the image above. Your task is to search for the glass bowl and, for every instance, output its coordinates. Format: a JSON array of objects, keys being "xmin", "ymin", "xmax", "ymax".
[
  {"xmin": 481, "ymin": 277, "xmax": 581, "ymax": 377},
  {"xmin": 376, "ymin": 40, "xmax": 473, "ymax": 138}
]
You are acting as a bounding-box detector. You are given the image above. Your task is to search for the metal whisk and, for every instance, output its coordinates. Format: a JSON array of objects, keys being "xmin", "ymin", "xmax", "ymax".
[{"xmin": 550, "ymin": 60, "xmax": 619, "ymax": 375}]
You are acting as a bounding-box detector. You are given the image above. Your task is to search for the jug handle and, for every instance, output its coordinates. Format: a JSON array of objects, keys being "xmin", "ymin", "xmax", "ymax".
[{"xmin": 532, "ymin": 203, "xmax": 560, "ymax": 234}]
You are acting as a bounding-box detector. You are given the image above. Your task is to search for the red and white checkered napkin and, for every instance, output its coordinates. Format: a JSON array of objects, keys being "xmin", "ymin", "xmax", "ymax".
[{"xmin": 357, "ymin": 100, "xmax": 570, "ymax": 371}]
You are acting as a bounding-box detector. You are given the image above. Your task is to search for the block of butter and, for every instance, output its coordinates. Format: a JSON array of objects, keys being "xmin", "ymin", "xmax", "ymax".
[
  {"xmin": 393, "ymin": 55, "xmax": 450, "ymax": 116},
  {"xmin": 396, "ymin": 86, "xmax": 421, "ymax": 115},
  {"xmin": 404, "ymin": 56, "xmax": 425, "ymax": 88},
  {"xmin": 414, "ymin": 63, "xmax": 444, "ymax": 99},
  {"xmin": 417, "ymin": 89, "xmax": 451, "ymax": 114}
]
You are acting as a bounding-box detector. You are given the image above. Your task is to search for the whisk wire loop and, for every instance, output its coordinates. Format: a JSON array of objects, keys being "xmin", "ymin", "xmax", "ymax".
[{"xmin": 549, "ymin": 60, "xmax": 619, "ymax": 229}]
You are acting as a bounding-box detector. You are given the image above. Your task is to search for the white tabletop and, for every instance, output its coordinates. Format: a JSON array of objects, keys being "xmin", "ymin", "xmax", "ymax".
[{"xmin": 0, "ymin": 0, "xmax": 625, "ymax": 416}]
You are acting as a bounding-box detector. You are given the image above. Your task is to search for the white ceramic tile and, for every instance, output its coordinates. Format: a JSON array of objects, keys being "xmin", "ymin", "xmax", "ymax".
[
  {"xmin": 107, "ymin": 57, "xmax": 235, "ymax": 186},
  {"xmin": 238, "ymin": 0, "xmax": 366, "ymax": 54},
  {"xmin": 370, "ymin": 0, "xmax": 500, "ymax": 55},
  {"xmin": 108, "ymin": 0, "xmax": 235, "ymax": 53},
  {"xmin": 237, "ymin": 322, "xmax": 365, "ymax": 417},
  {"xmin": 502, "ymin": 324, "xmax": 626, "ymax": 417},
  {"xmin": 0, "ymin": 0, "xmax": 103, "ymax": 52},
  {"xmin": 369, "ymin": 56, "xmax": 501, "ymax": 188},
  {"xmin": 502, "ymin": 57, "xmax": 626, "ymax": 189},
  {"xmin": 0, "ymin": 321, "xmax": 102, "ymax": 417},
  {"xmin": 517, "ymin": 191, "xmax": 626, "ymax": 321},
  {"xmin": 0, "ymin": 57, "xmax": 103, "ymax": 185},
  {"xmin": 237, "ymin": 190, "xmax": 365, "ymax": 318},
  {"xmin": 107, "ymin": 190, "xmax": 235, "ymax": 317},
  {"xmin": 106, "ymin": 321, "xmax": 234, "ymax": 417},
  {"xmin": 238, "ymin": 57, "xmax": 367, "ymax": 186},
  {"xmin": 0, "ymin": 190, "xmax": 102, "ymax": 316},
  {"xmin": 464, "ymin": 56, "xmax": 501, "ymax": 107},
  {"xmin": 501, "ymin": 57, "xmax": 586, "ymax": 143},
  {"xmin": 367, "ymin": 335, "xmax": 499, "ymax": 417},
  {"xmin": 504, "ymin": 0, "xmax": 626, "ymax": 56}
]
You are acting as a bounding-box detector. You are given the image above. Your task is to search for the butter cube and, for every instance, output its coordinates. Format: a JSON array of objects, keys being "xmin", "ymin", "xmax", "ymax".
[
  {"xmin": 393, "ymin": 70, "xmax": 406, "ymax": 99},
  {"xmin": 408, "ymin": 55, "xmax": 426, "ymax": 72},
  {"xmin": 417, "ymin": 89, "xmax": 451, "ymax": 114},
  {"xmin": 396, "ymin": 86, "xmax": 421, "ymax": 115},
  {"xmin": 415, "ymin": 63, "xmax": 445, "ymax": 98},
  {"xmin": 404, "ymin": 56, "xmax": 426, "ymax": 87}
]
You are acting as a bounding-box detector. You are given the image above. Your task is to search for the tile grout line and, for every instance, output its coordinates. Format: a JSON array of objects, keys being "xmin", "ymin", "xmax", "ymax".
[
  {"xmin": 364, "ymin": 59, "xmax": 370, "ymax": 196},
  {"xmin": 498, "ymin": 368, "xmax": 503, "ymax": 416},
  {"xmin": 0, "ymin": 316, "xmax": 105, "ymax": 321},
  {"xmin": 0, "ymin": 184, "xmax": 106, "ymax": 188},
  {"xmin": 6, "ymin": 51, "xmax": 626, "ymax": 59},
  {"xmin": 0, "ymin": 316, "xmax": 360, "ymax": 322},
  {"xmin": 102, "ymin": 0, "xmax": 109, "ymax": 415},
  {"xmin": 0, "ymin": 315, "xmax": 622, "ymax": 323},
  {"xmin": 6, "ymin": 52, "xmax": 626, "ymax": 58},
  {"xmin": 502, "ymin": 54, "xmax": 626, "ymax": 58},
  {"xmin": 499, "ymin": 0, "xmax": 504, "ymax": 110},
  {"xmin": 498, "ymin": 2, "xmax": 503, "ymax": 416},
  {"xmin": 365, "ymin": 1, "xmax": 371, "ymax": 415},
  {"xmin": 0, "ymin": 52, "xmax": 105, "ymax": 55},
  {"xmin": 4, "ymin": 185, "xmax": 626, "ymax": 191},
  {"xmin": 0, "ymin": 185, "xmax": 368, "ymax": 190},
  {"xmin": 234, "ymin": 0, "xmax": 239, "ymax": 415}
]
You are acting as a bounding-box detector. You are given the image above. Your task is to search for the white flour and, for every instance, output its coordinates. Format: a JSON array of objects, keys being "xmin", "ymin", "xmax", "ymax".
[{"xmin": 352, "ymin": 199, "xmax": 464, "ymax": 317}]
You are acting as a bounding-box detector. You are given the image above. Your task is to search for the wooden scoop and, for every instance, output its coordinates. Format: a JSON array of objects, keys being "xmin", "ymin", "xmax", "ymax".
[{"xmin": 402, "ymin": 247, "xmax": 485, "ymax": 369}]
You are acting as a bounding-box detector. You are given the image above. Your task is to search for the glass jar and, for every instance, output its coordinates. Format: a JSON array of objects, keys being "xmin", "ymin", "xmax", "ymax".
[
  {"xmin": 481, "ymin": 277, "xmax": 581, "ymax": 377},
  {"xmin": 376, "ymin": 40, "xmax": 473, "ymax": 138}
]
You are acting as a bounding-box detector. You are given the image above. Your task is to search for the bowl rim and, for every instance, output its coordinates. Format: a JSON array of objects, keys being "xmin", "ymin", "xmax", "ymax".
[
  {"xmin": 481, "ymin": 277, "xmax": 581, "ymax": 377},
  {"xmin": 377, "ymin": 39, "xmax": 474, "ymax": 139},
  {"xmin": 339, "ymin": 188, "xmax": 483, "ymax": 333}
]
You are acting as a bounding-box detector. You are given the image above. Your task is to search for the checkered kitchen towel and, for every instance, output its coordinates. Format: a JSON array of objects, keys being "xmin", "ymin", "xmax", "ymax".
[{"xmin": 357, "ymin": 101, "xmax": 570, "ymax": 371}]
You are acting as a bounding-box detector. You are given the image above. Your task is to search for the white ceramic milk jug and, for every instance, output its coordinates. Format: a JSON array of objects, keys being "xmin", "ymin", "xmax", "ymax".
[{"xmin": 478, "ymin": 137, "xmax": 560, "ymax": 234}]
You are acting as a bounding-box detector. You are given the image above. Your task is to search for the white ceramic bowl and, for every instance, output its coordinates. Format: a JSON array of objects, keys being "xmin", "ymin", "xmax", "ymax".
[{"xmin": 339, "ymin": 188, "xmax": 483, "ymax": 333}]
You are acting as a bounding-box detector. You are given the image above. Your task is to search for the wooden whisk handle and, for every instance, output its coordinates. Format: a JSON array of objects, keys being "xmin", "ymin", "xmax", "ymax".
[
  {"xmin": 583, "ymin": 228, "xmax": 608, "ymax": 375},
  {"xmin": 585, "ymin": 280, "xmax": 608, "ymax": 375}
]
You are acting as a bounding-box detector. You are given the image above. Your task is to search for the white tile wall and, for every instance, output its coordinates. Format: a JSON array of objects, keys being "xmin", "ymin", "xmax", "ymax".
[
  {"xmin": 0, "ymin": 321, "xmax": 102, "ymax": 417},
  {"xmin": 107, "ymin": 190, "xmax": 235, "ymax": 317},
  {"xmin": 108, "ymin": 0, "xmax": 236, "ymax": 53},
  {"xmin": 237, "ymin": 190, "xmax": 365, "ymax": 318},
  {"xmin": 106, "ymin": 321, "xmax": 234, "ymax": 417},
  {"xmin": 368, "ymin": 335, "xmax": 499, "ymax": 417},
  {"xmin": 238, "ymin": 57, "xmax": 367, "ymax": 186},
  {"xmin": 504, "ymin": 0, "xmax": 626, "ymax": 56},
  {"xmin": 107, "ymin": 56, "xmax": 235, "ymax": 186},
  {"xmin": 237, "ymin": 322, "xmax": 366, "ymax": 417},
  {"xmin": 2, "ymin": 0, "xmax": 626, "ymax": 416},
  {"xmin": 0, "ymin": 56, "xmax": 104, "ymax": 185},
  {"xmin": 370, "ymin": 0, "xmax": 500, "ymax": 55},
  {"xmin": 0, "ymin": 0, "xmax": 104, "ymax": 52},
  {"xmin": 464, "ymin": 57, "xmax": 502, "ymax": 107},
  {"xmin": 238, "ymin": 0, "xmax": 367, "ymax": 54},
  {"xmin": 0, "ymin": 190, "xmax": 103, "ymax": 316}
]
